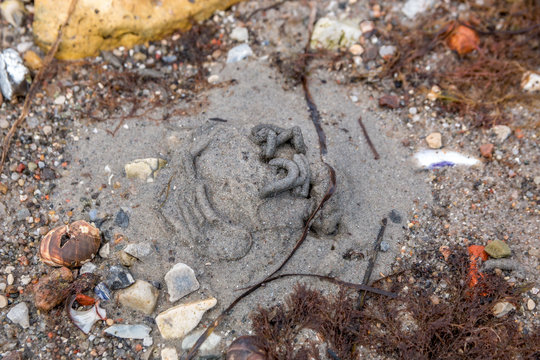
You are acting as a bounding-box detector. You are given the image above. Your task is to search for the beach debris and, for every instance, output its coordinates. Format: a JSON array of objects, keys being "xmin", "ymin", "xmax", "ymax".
[
  {"xmin": 414, "ymin": 149, "xmax": 480, "ymax": 169},
  {"xmin": 124, "ymin": 158, "xmax": 167, "ymax": 182},
  {"xmin": 33, "ymin": 267, "xmax": 73, "ymax": 311},
  {"xmin": 94, "ymin": 282, "xmax": 112, "ymax": 301},
  {"xmin": 7, "ymin": 302, "xmax": 29, "ymax": 329},
  {"xmin": 39, "ymin": 220, "xmax": 101, "ymax": 268},
  {"xmin": 310, "ymin": 17, "xmax": 362, "ymax": 50},
  {"xmin": 155, "ymin": 297, "xmax": 217, "ymax": 339},
  {"xmin": 115, "ymin": 209, "xmax": 130, "ymax": 229},
  {"xmin": 75, "ymin": 293, "xmax": 96, "ymax": 306},
  {"xmin": 104, "ymin": 265, "xmax": 135, "ymax": 290},
  {"xmin": 226, "ymin": 43, "xmax": 253, "ymax": 63},
  {"xmin": 33, "ymin": 0, "xmax": 246, "ymax": 59},
  {"xmin": 468, "ymin": 245, "xmax": 488, "ymax": 288},
  {"xmin": 66, "ymin": 295, "xmax": 106, "ymax": 334},
  {"xmin": 123, "ymin": 242, "xmax": 153, "ymax": 259},
  {"xmin": 0, "ymin": 48, "xmax": 29, "ymax": 101},
  {"xmin": 492, "ymin": 125, "xmax": 511, "ymax": 143},
  {"xmin": 484, "ymin": 240, "xmax": 511, "ymax": 259},
  {"xmin": 164, "ymin": 262, "xmax": 200, "ymax": 303},
  {"xmin": 492, "ymin": 301, "xmax": 515, "ymax": 318},
  {"xmin": 0, "ymin": 0, "xmax": 25, "ymax": 27},
  {"xmin": 226, "ymin": 336, "xmax": 267, "ymax": 360},
  {"xmin": 104, "ymin": 324, "xmax": 152, "ymax": 339},
  {"xmin": 161, "ymin": 347, "xmax": 179, "ymax": 360},
  {"xmin": 250, "ymin": 124, "xmax": 306, "ymax": 159},
  {"xmin": 117, "ymin": 280, "xmax": 159, "ymax": 314},
  {"xmin": 425, "ymin": 132, "xmax": 442, "ymax": 149},
  {"xmin": 482, "ymin": 258, "xmax": 527, "ymax": 279},
  {"xmin": 521, "ymin": 71, "xmax": 540, "ymax": 92},
  {"xmin": 22, "ymin": 50, "xmax": 43, "ymax": 72},
  {"xmin": 446, "ymin": 24, "xmax": 480, "ymax": 55},
  {"xmin": 181, "ymin": 329, "xmax": 222, "ymax": 352},
  {"xmin": 479, "ymin": 143, "xmax": 494, "ymax": 158},
  {"xmin": 230, "ymin": 27, "xmax": 249, "ymax": 42}
]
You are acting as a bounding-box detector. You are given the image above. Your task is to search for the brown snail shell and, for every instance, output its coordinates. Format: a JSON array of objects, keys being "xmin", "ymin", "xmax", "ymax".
[
  {"xmin": 40, "ymin": 220, "xmax": 101, "ymax": 268},
  {"xmin": 226, "ymin": 336, "xmax": 268, "ymax": 360}
]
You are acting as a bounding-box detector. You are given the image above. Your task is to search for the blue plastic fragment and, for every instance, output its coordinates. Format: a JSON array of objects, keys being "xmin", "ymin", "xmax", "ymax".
[
  {"xmin": 94, "ymin": 282, "xmax": 112, "ymax": 301},
  {"xmin": 428, "ymin": 161, "xmax": 455, "ymax": 169}
]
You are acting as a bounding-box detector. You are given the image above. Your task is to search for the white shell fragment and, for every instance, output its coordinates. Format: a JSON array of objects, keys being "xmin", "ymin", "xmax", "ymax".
[
  {"xmin": 0, "ymin": 48, "xmax": 29, "ymax": 101},
  {"xmin": 226, "ymin": 44, "xmax": 253, "ymax": 63},
  {"xmin": 104, "ymin": 324, "xmax": 152, "ymax": 339},
  {"xmin": 414, "ymin": 149, "xmax": 480, "ymax": 169},
  {"xmin": 67, "ymin": 297, "xmax": 107, "ymax": 334},
  {"xmin": 310, "ymin": 17, "xmax": 362, "ymax": 50},
  {"xmin": 521, "ymin": 71, "xmax": 540, "ymax": 92}
]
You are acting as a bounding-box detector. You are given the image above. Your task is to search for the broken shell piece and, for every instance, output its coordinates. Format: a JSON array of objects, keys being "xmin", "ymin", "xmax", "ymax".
[
  {"xmin": 226, "ymin": 336, "xmax": 268, "ymax": 360},
  {"xmin": 124, "ymin": 158, "xmax": 167, "ymax": 182},
  {"xmin": 521, "ymin": 71, "xmax": 540, "ymax": 92},
  {"xmin": 40, "ymin": 220, "xmax": 101, "ymax": 268},
  {"xmin": 0, "ymin": 48, "xmax": 29, "ymax": 101},
  {"xmin": 66, "ymin": 295, "xmax": 107, "ymax": 334},
  {"xmin": 104, "ymin": 324, "xmax": 152, "ymax": 339},
  {"xmin": 414, "ymin": 149, "xmax": 479, "ymax": 169}
]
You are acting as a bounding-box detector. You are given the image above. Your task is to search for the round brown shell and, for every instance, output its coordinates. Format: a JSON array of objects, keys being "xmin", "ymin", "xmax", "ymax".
[
  {"xmin": 226, "ymin": 336, "xmax": 267, "ymax": 360},
  {"xmin": 40, "ymin": 220, "xmax": 101, "ymax": 268}
]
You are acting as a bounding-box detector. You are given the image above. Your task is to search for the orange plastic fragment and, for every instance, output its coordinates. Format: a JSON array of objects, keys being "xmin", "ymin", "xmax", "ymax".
[
  {"xmin": 468, "ymin": 245, "xmax": 488, "ymax": 288},
  {"xmin": 75, "ymin": 293, "xmax": 96, "ymax": 306},
  {"xmin": 446, "ymin": 24, "xmax": 480, "ymax": 55}
]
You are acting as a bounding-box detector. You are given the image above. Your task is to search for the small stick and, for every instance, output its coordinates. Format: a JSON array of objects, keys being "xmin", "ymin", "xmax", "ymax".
[
  {"xmin": 0, "ymin": 0, "xmax": 79, "ymax": 175},
  {"xmin": 357, "ymin": 116, "xmax": 380, "ymax": 160},
  {"xmin": 357, "ymin": 217, "xmax": 388, "ymax": 309}
]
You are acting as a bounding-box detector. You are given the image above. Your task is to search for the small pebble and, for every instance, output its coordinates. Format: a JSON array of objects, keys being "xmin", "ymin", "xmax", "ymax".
[
  {"xmin": 348, "ymin": 44, "xmax": 364, "ymax": 56},
  {"xmin": 492, "ymin": 125, "xmax": 511, "ymax": 143},
  {"xmin": 230, "ymin": 27, "xmax": 249, "ymax": 42},
  {"xmin": 492, "ymin": 301, "xmax": 515, "ymax": 318},
  {"xmin": 480, "ymin": 143, "xmax": 494, "ymax": 158},
  {"xmin": 426, "ymin": 132, "xmax": 442, "ymax": 149},
  {"xmin": 379, "ymin": 45, "xmax": 396, "ymax": 58},
  {"xmin": 527, "ymin": 299, "xmax": 535, "ymax": 311},
  {"xmin": 379, "ymin": 94, "xmax": 399, "ymax": 109},
  {"xmin": 115, "ymin": 209, "xmax": 130, "ymax": 229},
  {"xmin": 0, "ymin": 295, "xmax": 8, "ymax": 308},
  {"xmin": 7, "ymin": 273, "xmax": 14, "ymax": 285},
  {"xmin": 42, "ymin": 125, "xmax": 52, "ymax": 135},
  {"xmin": 7, "ymin": 302, "xmax": 30, "ymax": 328},
  {"xmin": 161, "ymin": 347, "xmax": 178, "ymax": 360},
  {"xmin": 380, "ymin": 241, "xmax": 390, "ymax": 252},
  {"xmin": 485, "ymin": 240, "xmax": 511, "ymax": 259},
  {"xmin": 54, "ymin": 95, "xmax": 66, "ymax": 105},
  {"xmin": 0, "ymin": 119, "xmax": 9, "ymax": 129}
]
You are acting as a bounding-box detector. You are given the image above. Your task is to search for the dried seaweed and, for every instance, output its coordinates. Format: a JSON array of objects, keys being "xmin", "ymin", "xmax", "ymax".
[
  {"xmin": 380, "ymin": 0, "xmax": 540, "ymax": 127},
  {"xmin": 250, "ymin": 249, "xmax": 540, "ymax": 360}
]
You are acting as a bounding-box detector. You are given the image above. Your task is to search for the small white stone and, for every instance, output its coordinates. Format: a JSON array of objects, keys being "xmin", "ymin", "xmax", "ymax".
[
  {"xmin": 492, "ymin": 301, "xmax": 515, "ymax": 318},
  {"xmin": 207, "ymin": 75, "xmax": 220, "ymax": 84},
  {"xmin": 402, "ymin": 0, "xmax": 435, "ymax": 19},
  {"xmin": 0, "ymin": 119, "xmax": 9, "ymax": 129},
  {"xmin": 379, "ymin": 45, "xmax": 396, "ymax": 58},
  {"xmin": 527, "ymin": 299, "xmax": 536, "ymax": 311},
  {"xmin": 161, "ymin": 347, "xmax": 178, "ymax": 360},
  {"xmin": 20, "ymin": 274, "xmax": 31, "ymax": 285},
  {"xmin": 54, "ymin": 95, "xmax": 66, "ymax": 105},
  {"xmin": 7, "ymin": 302, "xmax": 30, "ymax": 328},
  {"xmin": 492, "ymin": 125, "xmax": 512, "ymax": 143},
  {"xmin": 42, "ymin": 125, "xmax": 52, "ymax": 135},
  {"xmin": 409, "ymin": 107, "xmax": 418, "ymax": 115},
  {"xmin": 230, "ymin": 27, "xmax": 249, "ymax": 42},
  {"xmin": 117, "ymin": 280, "xmax": 159, "ymax": 315},
  {"xmin": 310, "ymin": 17, "xmax": 362, "ymax": 50},
  {"xmin": 125, "ymin": 158, "xmax": 167, "ymax": 181},
  {"xmin": 143, "ymin": 336, "xmax": 153, "ymax": 346},
  {"xmin": 426, "ymin": 132, "xmax": 442, "ymax": 149},
  {"xmin": 165, "ymin": 263, "xmax": 200, "ymax": 303},
  {"xmin": 123, "ymin": 243, "xmax": 153, "ymax": 259},
  {"xmin": 80, "ymin": 262, "xmax": 97, "ymax": 274},
  {"xmin": 360, "ymin": 21, "xmax": 374, "ymax": 33},
  {"xmin": 156, "ymin": 297, "xmax": 217, "ymax": 339},
  {"xmin": 181, "ymin": 329, "xmax": 221, "ymax": 352},
  {"xmin": 7, "ymin": 273, "xmax": 14, "ymax": 285},
  {"xmin": 99, "ymin": 242, "xmax": 110, "ymax": 258},
  {"xmin": 0, "ymin": 294, "xmax": 8, "ymax": 308},
  {"xmin": 521, "ymin": 71, "xmax": 540, "ymax": 92},
  {"xmin": 226, "ymin": 44, "xmax": 253, "ymax": 63}
]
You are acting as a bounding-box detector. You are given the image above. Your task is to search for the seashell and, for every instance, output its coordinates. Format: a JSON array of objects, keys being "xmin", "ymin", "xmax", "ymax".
[
  {"xmin": 40, "ymin": 220, "xmax": 101, "ymax": 268},
  {"xmin": 226, "ymin": 336, "xmax": 268, "ymax": 360}
]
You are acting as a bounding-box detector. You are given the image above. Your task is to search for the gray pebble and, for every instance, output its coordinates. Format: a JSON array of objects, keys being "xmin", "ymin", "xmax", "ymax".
[
  {"xmin": 380, "ymin": 241, "xmax": 390, "ymax": 252},
  {"xmin": 105, "ymin": 265, "xmax": 135, "ymax": 290},
  {"xmin": 115, "ymin": 209, "xmax": 130, "ymax": 229}
]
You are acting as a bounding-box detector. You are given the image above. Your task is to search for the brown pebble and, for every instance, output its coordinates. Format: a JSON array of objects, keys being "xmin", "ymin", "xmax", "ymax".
[
  {"xmin": 480, "ymin": 143, "xmax": 494, "ymax": 158},
  {"xmin": 23, "ymin": 50, "xmax": 43, "ymax": 71},
  {"xmin": 0, "ymin": 183, "xmax": 7, "ymax": 195},
  {"xmin": 379, "ymin": 94, "xmax": 400, "ymax": 109}
]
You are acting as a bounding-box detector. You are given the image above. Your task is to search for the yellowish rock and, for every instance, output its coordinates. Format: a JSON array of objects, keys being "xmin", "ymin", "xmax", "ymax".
[
  {"xmin": 33, "ymin": 0, "xmax": 246, "ymax": 60},
  {"xmin": 117, "ymin": 280, "xmax": 159, "ymax": 315},
  {"xmin": 426, "ymin": 132, "xmax": 442, "ymax": 149},
  {"xmin": 156, "ymin": 297, "xmax": 217, "ymax": 339},
  {"xmin": 23, "ymin": 50, "xmax": 43, "ymax": 71}
]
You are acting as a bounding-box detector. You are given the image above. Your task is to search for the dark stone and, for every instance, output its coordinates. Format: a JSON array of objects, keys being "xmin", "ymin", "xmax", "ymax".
[
  {"xmin": 389, "ymin": 209, "xmax": 402, "ymax": 223},
  {"xmin": 41, "ymin": 167, "xmax": 56, "ymax": 180},
  {"xmin": 115, "ymin": 209, "xmax": 129, "ymax": 229},
  {"xmin": 104, "ymin": 265, "xmax": 135, "ymax": 290},
  {"xmin": 379, "ymin": 95, "xmax": 400, "ymax": 109}
]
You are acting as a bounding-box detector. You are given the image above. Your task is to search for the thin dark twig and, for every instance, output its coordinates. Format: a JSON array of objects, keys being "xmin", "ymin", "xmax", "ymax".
[
  {"xmin": 357, "ymin": 217, "xmax": 388, "ymax": 309},
  {"xmin": 0, "ymin": 0, "xmax": 79, "ymax": 175},
  {"xmin": 243, "ymin": 0, "xmax": 291, "ymax": 21},
  {"xmin": 357, "ymin": 116, "xmax": 380, "ymax": 160}
]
